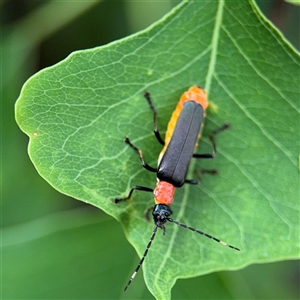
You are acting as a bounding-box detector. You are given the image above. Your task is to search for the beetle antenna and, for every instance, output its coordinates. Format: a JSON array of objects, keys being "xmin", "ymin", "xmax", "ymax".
[
  {"xmin": 124, "ymin": 225, "xmax": 159, "ymax": 291},
  {"xmin": 167, "ymin": 218, "xmax": 240, "ymax": 251}
]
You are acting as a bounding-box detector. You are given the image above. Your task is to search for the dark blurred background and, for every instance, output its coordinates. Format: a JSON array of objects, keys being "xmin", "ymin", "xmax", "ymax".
[{"xmin": 2, "ymin": 1, "xmax": 299, "ymax": 299}]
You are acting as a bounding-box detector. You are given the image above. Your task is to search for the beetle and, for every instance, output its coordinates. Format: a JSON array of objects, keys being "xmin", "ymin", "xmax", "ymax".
[{"xmin": 115, "ymin": 86, "xmax": 239, "ymax": 291}]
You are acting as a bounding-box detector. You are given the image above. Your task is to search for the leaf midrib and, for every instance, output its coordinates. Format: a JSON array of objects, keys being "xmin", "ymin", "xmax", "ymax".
[{"xmin": 152, "ymin": 0, "xmax": 225, "ymax": 297}]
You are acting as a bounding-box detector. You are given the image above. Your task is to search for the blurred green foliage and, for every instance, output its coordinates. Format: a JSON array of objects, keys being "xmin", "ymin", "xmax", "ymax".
[{"xmin": 2, "ymin": 1, "xmax": 299, "ymax": 299}]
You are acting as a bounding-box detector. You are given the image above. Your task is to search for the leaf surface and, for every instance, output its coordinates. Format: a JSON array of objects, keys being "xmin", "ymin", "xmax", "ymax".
[{"xmin": 15, "ymin": 0, "xmax": 299, "ymax": 299}]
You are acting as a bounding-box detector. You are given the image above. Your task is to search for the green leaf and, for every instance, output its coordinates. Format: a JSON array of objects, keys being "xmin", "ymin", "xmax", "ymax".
[
  {"xmin": 285, "ymin": 0, "xmax": 300, "ymax": 6},
  {"xmin": 15, "ymin": 0, "xmax": 299, "ymax": 299}
]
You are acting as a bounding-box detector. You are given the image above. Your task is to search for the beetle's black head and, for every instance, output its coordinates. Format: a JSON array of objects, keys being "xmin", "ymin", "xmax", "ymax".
[{"xmin": 152, "ymin": 204, "xmax": 172, "ymax": 233}]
